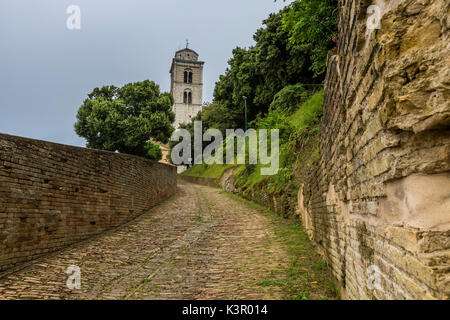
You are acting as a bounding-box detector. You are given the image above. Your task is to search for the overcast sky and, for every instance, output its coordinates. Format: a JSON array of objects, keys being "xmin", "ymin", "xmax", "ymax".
[{"xmin": 0, "ymin": 0, "xmax": 293, "ymax": 147}]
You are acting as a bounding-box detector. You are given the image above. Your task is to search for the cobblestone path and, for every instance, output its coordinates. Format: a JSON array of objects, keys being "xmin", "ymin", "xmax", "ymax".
[{"xmin": 0, "ymin": 181, "xmax": 290, "ymax": 300}]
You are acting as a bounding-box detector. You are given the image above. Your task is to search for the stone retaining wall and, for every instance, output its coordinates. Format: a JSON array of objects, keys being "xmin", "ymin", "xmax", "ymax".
[
  {"xmin": 299, "ymin": 0, "xmax": 449, "ymax": 299},
  {"xmin": 0, "ymin": 133, "xmax": 177, "ymax": 275}
]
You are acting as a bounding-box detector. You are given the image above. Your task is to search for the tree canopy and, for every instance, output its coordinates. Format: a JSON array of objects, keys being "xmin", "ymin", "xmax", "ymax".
[
  {"xmin": 211, "ymin": 1, "xmax": 336, "ymax": 131},
  {"xmin": 74, "ymin": 80, "xmax": 174, "ymax": 161},
  {"xmin": 282, "ymin": 0, "xmax": 338, "ymax": 77}
]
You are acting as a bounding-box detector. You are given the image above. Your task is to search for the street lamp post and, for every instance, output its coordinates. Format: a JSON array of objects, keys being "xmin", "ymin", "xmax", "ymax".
[{"xmin": 243, "ymin": 96, "xmax": 248, "ymax": 155}]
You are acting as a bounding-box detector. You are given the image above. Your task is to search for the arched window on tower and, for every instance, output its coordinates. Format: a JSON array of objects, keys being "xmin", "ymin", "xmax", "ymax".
[
  {"xmin": 184, "ymin": 69, "xmax": 193, "ymax": 84},
  {"xmin": 184, "ymin": 90, "xmax": 192, "ymax": 104}
]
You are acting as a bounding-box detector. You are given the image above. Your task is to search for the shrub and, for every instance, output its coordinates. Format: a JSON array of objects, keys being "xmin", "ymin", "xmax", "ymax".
[{"xmin": 269, "ymin": 84, "xmax": 309, "ymax": 114}]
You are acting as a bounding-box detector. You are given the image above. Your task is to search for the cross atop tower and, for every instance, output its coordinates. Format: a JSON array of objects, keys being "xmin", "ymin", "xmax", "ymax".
[{"xmin": 186, "ymin": 39, "xmax": 189, "ymax": 48}]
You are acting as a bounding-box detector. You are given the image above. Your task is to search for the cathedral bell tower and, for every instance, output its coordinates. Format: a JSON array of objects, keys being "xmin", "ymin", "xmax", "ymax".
[{"xmin": 170, "ymin": 45, "xmax": 204, "ymax": 128}]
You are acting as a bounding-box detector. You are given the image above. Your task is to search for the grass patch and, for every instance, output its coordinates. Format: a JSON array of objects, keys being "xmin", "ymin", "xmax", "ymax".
[
  {"xmin": 312, "ymin": 261, "xmax": 326, "ymax": 271},
  {"xmin": 289, "ymin": 90, "xmax": 324, "ymax": 132},
  {"xmin": 256, "ymin": 279, "xmax": 283, "ymax": 287},
  {"xmin": 140, "ymin": 278, "xmax": 151, "ymax": 284},
  {"xmin": 220, "ymin": 190, "xmax": 339, "ymax": 300},
  {"xmin": 268, "ymin": 219, "xmax": 339, "ymax": 300},
  {"xmin": 182, "ymin": 163, "xmax": 236, "ymax": 179},
  {"xmin": 234, "ymin": 163, "xmax": 270, "ymax": 189}
]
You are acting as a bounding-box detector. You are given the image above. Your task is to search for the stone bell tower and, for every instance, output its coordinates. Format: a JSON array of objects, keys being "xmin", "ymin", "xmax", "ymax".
[{"xmin": 170, "ymin": 45, "xmax": 204, "ymax": 128}]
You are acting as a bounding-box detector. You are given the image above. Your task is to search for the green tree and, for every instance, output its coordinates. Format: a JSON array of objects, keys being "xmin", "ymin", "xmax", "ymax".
[
  {"xmin": 282, "ymin": 0, "xmax": 338, "ymax": 77},
  {"xmin": 74, "ymin": 80, "xmax": 174, "ymax": 161},
  {"xmin": 212, "ymin": 8, "xmax": 321, "ymax": 131}
]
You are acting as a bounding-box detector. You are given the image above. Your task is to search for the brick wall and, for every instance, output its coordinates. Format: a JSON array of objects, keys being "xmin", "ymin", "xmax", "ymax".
[
  {"xmin": 299, "ymin": 0, "xmax": 449, "ymax": 299},
  {"xmin": 0, "ymin": 133, "xmax": 177, "ymax": 275}
]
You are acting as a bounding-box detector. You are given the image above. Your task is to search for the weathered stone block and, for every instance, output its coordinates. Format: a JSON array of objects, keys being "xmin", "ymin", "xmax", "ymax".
[{"xmin": 298, "ymin": 0, "xmax": 450, "ymax": 300}]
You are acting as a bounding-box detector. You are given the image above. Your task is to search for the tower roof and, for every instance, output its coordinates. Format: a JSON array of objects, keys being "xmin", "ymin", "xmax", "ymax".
[
  {"xmin": 175, "ymin": 48, "xmax": 199, "ymax": 57},
  {"xmin": 170, "ymin": 47, "xmax": 204, "ymax": 73}
]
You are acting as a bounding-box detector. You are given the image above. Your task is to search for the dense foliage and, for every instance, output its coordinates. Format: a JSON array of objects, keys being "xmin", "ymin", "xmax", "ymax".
[
  {"xmin": 212, "ymin": 7, "xmax": 320, "ymax": 130},
  {"xmin": 282, "ymin": 0, "xmax": 338, "ymax": 77},
  {"xmin": 184, "ymin": 90, "xmax": 324, "ymax": 194},
  {"xmin": 203, "ymin": 0, "xmax": 337, "ymax": 133},
  {"xmin": 74, "ymin": 80, "xmax": 174, "ymax": 161}
]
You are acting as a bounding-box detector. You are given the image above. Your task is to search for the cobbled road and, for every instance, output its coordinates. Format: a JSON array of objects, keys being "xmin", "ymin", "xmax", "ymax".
[{"xmin": 0, "ymin": 181, "xmax": 290, "ymax": 300}]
